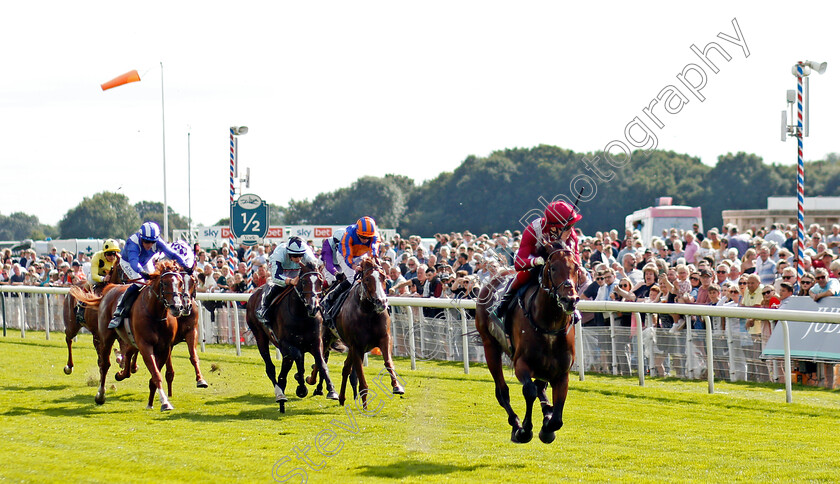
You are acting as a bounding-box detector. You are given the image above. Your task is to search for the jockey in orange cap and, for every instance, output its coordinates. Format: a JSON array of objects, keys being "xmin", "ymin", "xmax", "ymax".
[
  {"xmin": 493, "ymin": 200, "xmax": 582, "ymax": 318},
  {"xmin": 321, "ymin": 216, "xmax": 380, "ymax": 323}
]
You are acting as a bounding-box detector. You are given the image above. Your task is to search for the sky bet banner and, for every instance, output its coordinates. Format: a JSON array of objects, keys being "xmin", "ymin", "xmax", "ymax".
[{"xmin": 763, "ymin": 296, "xmax": 840, "ymax": 362}]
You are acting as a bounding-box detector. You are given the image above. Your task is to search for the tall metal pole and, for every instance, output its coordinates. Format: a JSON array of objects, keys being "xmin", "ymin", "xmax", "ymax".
[
  {"xmin": 229, "ymin": 128, "xmax": 236, "ymax": 270},
  {"xmin": 795, "ymin": 62, "xmax": 805, "ymax": 279},
  {"xmin": 187, "ymin": 130, "xmax": 192, "ymax": 243},
  {"xmin": 161, "ymin": 61, "xmax": 169, "ymax": 241}
]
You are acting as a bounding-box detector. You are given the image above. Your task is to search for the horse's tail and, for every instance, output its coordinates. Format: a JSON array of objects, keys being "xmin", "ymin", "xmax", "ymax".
[{"xmin": 70, "ymin": 286, "xmax": 102, "ymax": 308}]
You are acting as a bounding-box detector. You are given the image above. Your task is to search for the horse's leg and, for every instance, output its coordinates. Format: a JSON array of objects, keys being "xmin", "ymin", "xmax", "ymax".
[
  {"xmin": 91, "ymin": 331, "xmax": 103, "ymax": 368},
  {"xmin": 185, "ymin": 325, "xmax": 208, "ymax": 387},
  {"xmin": 115, "ymin": 346, "xmax": 137, "ymax": 381},
  {"xmin": 338, "ymin": 352, "xmax": 354, "ymax": 406},
  {"xmin": 379, "ymin": 334, "xmax": 404, "ymax": 394},
  {"xmin": 95, "ymin": 331, "xmax": 117, "ymax": 405},
  {"xmin": 312, "ymin": 347, "xmax": 338, "ymax": 400},
  {"xmin": 278, "ymin": 355, "xmax": 294, "ymax": 397},
  {"xmin": 513, "ymin": 359, "xmax": 537, "ymax": 444},
  {"xmin": 165, "ymin": 354, "xmax": 175, "ymax": 398},
  {"xmin": 535, "ymin": 380, "xmax": 553, "ymax": 421},
  {"xmin": 539, "ymin": 372, "xmax": 570, "ymax": 444},
  {"xmin": 292, "ymin": 354, "xmax": 308, "ymax": 398},
  {"xmin": 483, "ymin": 340, "xmax": 523, "ymax": 442},
  {"xmin": 138, "ymin": 343, "xmax": 173, "ymax": 411},
  {"xmin": 350, "ymin": 352, "xmax": 368, "ymax": 410},
  {"xmin": 309, "ymin": 349, "xmax": 329, "ymax": 395},
  {"xmin": 64, "ymin": 316, "xmax": 81, "ymax": 375}
]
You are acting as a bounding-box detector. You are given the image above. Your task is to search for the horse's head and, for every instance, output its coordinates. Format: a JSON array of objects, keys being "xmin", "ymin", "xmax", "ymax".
[
  {"xmin": 541, "ymin": 242, "xmax": 580, "ymax": 314},
  {"xmin": 178, "ymin": 270, "xmax": 197, "ymax": 317},
  {"xmin": 359, "ymin": 257, "xmax": 388, "ymax": 314},
  {"xmin": 152, "ymin": 261, "xmax": 187, "ymax": 318},
  {"xmin": 295, "ymin": 260, "xmax": 326, "ymax": 318}
]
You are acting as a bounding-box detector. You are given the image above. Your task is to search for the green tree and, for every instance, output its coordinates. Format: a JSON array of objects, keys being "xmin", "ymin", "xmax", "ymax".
[
  {"xmin": 134, "ymin": 201, "xmax": 190, "ymax": 239},
  {"xmin": 59, "ymin": 192, "xmax": 140, "ymax": 239},
  {"xmin": 0, "ymin": 212, "xmax": 55, "ymax": 240}
]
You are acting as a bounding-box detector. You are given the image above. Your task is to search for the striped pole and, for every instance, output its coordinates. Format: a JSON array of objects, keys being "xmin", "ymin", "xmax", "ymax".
[
  {"xmin": 245, "ymin": 246, "xmax": 254, "ymax": 290},
  {"xmin": 229, "ymin": 128, "xmax": 237, "ymax": 272},
  {"xmin": 795, "ymin": 63, "xmax": 805, "ymax": 279}
]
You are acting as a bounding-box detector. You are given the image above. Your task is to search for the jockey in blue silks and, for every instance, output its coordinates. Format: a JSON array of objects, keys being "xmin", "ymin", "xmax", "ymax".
[{"xmin": 109, "ymin": 221, "xmax": 192, "ymax": 328}]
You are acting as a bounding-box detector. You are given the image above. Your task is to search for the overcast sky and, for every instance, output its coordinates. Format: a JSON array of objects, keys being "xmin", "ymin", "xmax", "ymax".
[{"xmin": 2, "ymin": 1, "xmax": 838, "ymax": 228}]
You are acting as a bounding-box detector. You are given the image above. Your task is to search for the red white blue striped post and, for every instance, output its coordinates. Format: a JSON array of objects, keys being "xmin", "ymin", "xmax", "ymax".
[
  {"xmin": 229, "ymin": 128, "xmax": 237, "ymax": 271},
  {"xmin": 795, "ymin": 62, "xmax": 805, "ymax": 279}
]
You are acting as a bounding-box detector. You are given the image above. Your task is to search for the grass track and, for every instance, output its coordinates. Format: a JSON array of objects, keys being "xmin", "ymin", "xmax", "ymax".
[{"xmin": 1, "ymin": 330, "xmax": 839, "ymax": 483}]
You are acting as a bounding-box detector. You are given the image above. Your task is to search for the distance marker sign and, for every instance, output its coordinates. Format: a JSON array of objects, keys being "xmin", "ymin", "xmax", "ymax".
[{"xmin": 230, "ymin": 194, "xmax": 268, "ymax": 246}]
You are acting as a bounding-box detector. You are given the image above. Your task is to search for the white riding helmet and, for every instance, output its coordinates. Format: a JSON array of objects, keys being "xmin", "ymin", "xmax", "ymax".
[{"xmin": 287, "ymin": 237, "xmax": 307, "ymax": 256}]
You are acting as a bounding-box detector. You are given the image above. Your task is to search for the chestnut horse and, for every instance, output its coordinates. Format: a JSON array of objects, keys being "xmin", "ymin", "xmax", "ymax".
[
  {"xmin": 111, "ymin": 270, "xmax": 208, "ymax": 393},
  {"xmin": 334, "ymin": 257, "xmax": 404, "ymax": 408},
  {"xmin": 475, "ymin": 242, "xmax": 579, "ymax": 444},
  {"xmin": 62, "ymin": 262, "xmax": 127, "ymax": 375},
  {"xmin": 245, "ymin": 260, "xmax": 338, "ymax": 412},
  {"xmin": 73, "ymin": 260, "xmax": 188, "ymax": 411}
]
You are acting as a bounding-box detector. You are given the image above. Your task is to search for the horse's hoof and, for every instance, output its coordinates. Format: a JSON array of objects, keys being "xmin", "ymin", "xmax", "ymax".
[
  {"xmin": 393, "ymin": 385, "xmax": 405, "ymax": 395},
  {"xmin": 514, "ymin": 428, "xmax": 533, "ymax": 444},
  {"xmin": 338, "ymin": 396, "xmax": 346, "ymax": 407},
  {"xmin": 326, "ymin": 391, "xmax": 339, "ymax": 401},
  {"xmin": 278, "ymin": 402, "xmax": 285, "ymax": 413},
  {"xmin": 161, "ymin": 402, "xmax": 174, "ymax": 412},
  {"xmin": 94, "ymin": 391, "xmax": 105, "ymax": 405},
  {"xmin": 146, "ymin": 405, "xmax": 153, "ymax": 410},
  {"xmin": 312, "ymin": 388, "xmax": 324, "ymax": 396},
  {"xmin": 63, "ymin": 366, "xmax": 73, "ymax": 375},
  {"xmin": 539, "ymin": 429, "xmax": 556, "ymax": 444},
  {"xmin": 196, "ymin": 379, "xmax": 209, "ymax": 388},
  {"xmin": 305, "ymin": 375, "xmax": 316, "ymax": 385},
  {"xmin": 296, "ymin": 385, "xmax": 308, "ymax": 399},
  {"xmin": 114, "ymin": 372, "xmax": 125, "ymax": 382}
]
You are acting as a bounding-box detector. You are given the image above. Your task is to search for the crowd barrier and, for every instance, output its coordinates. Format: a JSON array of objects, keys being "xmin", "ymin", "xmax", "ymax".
[{"xmin": 3, "ymin": 286, "xmax": 839, "ymax": 403}]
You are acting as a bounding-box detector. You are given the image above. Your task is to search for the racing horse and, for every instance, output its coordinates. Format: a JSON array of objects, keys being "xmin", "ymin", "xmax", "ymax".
[
  {"xmin": 245, "ymin": 260, "xmax": 338, "ymax": 412},
  {"xmin": 111, "ymin": 268, "xmax": 208, "ymax": 392},
  {"xmin": 475, "ymin": 241, "xmax": 579, "ymax": 444},
  {"xmin": 62, "ymin": 262, "xmax": 127, "ymax": 375},
  {"xmin": 334, "ymin": 257, "xmax": 404, "ymax": 409},
  {"xmin": 73, "ymin": 260, "xmax": 188, "ymax": 410}
]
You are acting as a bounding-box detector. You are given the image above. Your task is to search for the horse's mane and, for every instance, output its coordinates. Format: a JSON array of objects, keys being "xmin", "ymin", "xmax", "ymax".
[{"xmin": 153, "ymin": 260, "xmax": 182, "ymax": 276}]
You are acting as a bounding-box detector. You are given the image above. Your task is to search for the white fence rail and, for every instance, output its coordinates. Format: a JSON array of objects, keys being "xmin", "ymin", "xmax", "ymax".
[{"xmin": 3, "ymin": 286, "xmax": 839, "ymax": 403}]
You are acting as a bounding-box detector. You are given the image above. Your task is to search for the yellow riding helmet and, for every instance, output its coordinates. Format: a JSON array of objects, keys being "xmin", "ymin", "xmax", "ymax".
[{"xmin": 103, "ymin": 239, "xmax": 121, "ymax": 253}]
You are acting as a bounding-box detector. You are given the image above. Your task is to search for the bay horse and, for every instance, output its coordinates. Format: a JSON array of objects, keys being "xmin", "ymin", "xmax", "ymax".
[
  {"xmin": 62, "ymin": 261, "xmax": 127, "ymax": 375},
  {"xmin": 475, "ymin": 242, "xmax": 579, "ymax": 444},
  {"xmin": 245, "ymin": 260, "xmax": 338, "ymax": 412},
  {"xmin": 73, "ymin": 260, "xmax": 188, "ymax": 411},
  {"xmin": 334, "ymin": 257, "xmax": 404, "ymax": 409}
]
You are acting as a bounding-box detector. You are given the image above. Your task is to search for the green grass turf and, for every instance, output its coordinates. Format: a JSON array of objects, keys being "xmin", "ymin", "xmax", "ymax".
[{"xmin": 1, "ymin": 330, "xmax": 839, "ymax": 483}]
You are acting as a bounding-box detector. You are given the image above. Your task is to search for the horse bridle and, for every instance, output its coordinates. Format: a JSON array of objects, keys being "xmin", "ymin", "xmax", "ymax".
[
  {"xmin": 538, "ymin": 249, "xmax": 577, "ymax": 311},
  {"xmin": 295, "ymin": 270, "xmax": 326, "ymax": 300},
  {"xmin": 156, "ymin": 271, "xmax": 186, "ymax": 312},
  {"xmin": 358, "ymin": 263, "xmax": 388, "ymax": 307}
]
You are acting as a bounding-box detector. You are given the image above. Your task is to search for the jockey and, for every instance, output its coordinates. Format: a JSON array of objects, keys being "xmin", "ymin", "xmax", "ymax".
[
  {"xmin": 320, "ymin": 227, "xmax": 347, "ymax": 285},
  {"xmin": 108, "ymin": 222, "xmax": 192, "ymax": 329},
  {"xmin": 321, "ymin": 216, "xmax": 380, "ymax": 318},
  {"xmin": 89, "ymin": 239, "xmax": 121, "ymax": 289},
  {"xmin": 493, "ymin": 200, "xmax": 582, "ymax": 318},
  {"xmin": 256, "ymin": 236, "xmax": 319, "ymax": 324}
]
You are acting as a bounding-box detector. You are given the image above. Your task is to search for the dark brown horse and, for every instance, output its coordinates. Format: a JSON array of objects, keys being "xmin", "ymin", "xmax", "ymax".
[
  {"xmin": 475, "ymin": 242, "xmax": 579, "ymax": 444},
  {"xmin": 245, "ymin": 260, "xmax": 338, "ymax": 412},
  {"xmin": 73, "ymin": 260, "xmax": 188, "ymax": 411},
  {"xmin": 62, "ymin": 261, "xmax": 127, "ymax": 375},
  {"xmin": 334, "ymin": 257, "xmax": 404, "ymax": 408}
]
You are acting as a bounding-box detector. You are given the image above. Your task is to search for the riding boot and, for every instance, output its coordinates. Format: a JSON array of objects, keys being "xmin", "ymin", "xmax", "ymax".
[
  {"xmin": 493, "ymin": 287, "xmax": 515, "ymax": 318},
  {"xmin": 322, "ymin": 279, "xmax": 351, "ymax": 324},
  {"xmin": 109, "ymin": 284, "xmax": 140, "ymax": 329},
  {"xmin": 257, "ymin": 284, "xmax": 282, "ymax": 325}
]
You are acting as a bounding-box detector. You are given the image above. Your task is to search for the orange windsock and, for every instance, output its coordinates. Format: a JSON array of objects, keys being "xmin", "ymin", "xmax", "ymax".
[{"xmin": 101, "ymin": 70, "xmax": 141, "ymax": 91}]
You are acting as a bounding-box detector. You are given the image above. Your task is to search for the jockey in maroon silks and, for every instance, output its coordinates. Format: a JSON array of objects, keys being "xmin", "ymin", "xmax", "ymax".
[{"xmin": 493, "ymin": 200, "xmax": 583, "ymax": 318}]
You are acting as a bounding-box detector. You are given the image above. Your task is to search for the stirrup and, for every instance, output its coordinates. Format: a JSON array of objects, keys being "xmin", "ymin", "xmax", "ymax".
[{"xmin": 108, "ymin": 316, "xmax": 122, "ymax": 329}]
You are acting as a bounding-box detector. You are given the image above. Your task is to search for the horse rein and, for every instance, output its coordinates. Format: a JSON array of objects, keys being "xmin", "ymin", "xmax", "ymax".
[
  {"xmin": 358, "ymin": 264, "xmax": 388, "ymax": 308},
  {"xmin": 295, "ymin": 270, "xmax": 326, "ymax": 300},
  {"xmin": 156, "ymin": 271, "xmax": 187, "ymax": 312},
  {"xmin": 539, "ymin": 248, "xmax": 577, "ymax": 307}
]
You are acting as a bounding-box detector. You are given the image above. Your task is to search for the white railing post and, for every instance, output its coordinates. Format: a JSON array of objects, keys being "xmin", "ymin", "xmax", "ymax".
[
  {"xmin": 232, "ymin": 301, "xmax": 241, "ymax": 356},
  {"xmin": 459, "ymin": 307, "xmax": 469, "ymax": 374},
  {"xmin": 198, "ymin": 303, "xmax": 205, "ymax": 353},
  {"xmin": 19, "ymin": 297, "xmax": 25, "ymax": 338},
  {"xmin": 43, "ymin": 294, "xmax": 50, "ymax": 341},
  {"xmin": 576, "ymin": 313, "xmax": 585, "ymax": 381},
  {"xmin": 407, "ymin": 306, "xmax": 416, "ymax": 370},
  {"xmin": 609, "ymin": 313, "xmax": 617, "ymax": 375},
  {"xmin": 782, "ymin": 320, "xmax": 792, "ymax": 403},
  {"xmin": 703, "ymin": 315, "xmax": 714, "ymax": 394},
  {"xmin": 635, "ymin": 313, "xmax": 644, "ymax": 386}
]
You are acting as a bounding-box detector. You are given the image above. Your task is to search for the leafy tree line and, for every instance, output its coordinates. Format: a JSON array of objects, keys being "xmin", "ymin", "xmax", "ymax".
[
  {"xmin": 280, "ymin": 147, "xmax": 839, "ymax": 235},
  {"xmin": 6, "ymin": 148, "xmax": 839, "ymax": 241}
]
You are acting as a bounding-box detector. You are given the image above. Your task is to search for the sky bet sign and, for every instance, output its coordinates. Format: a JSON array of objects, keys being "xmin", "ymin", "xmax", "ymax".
[{"xmin": 230, "ymin": 193, "xmax": 268, "ymax": 246}]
